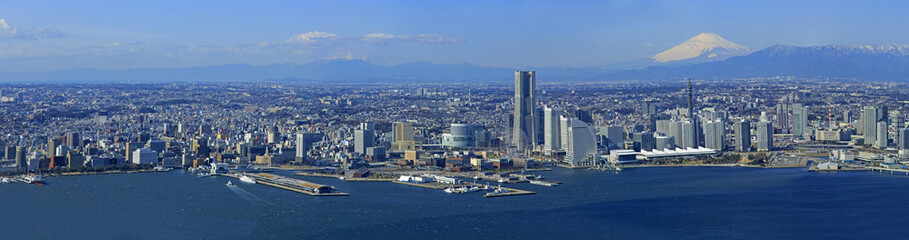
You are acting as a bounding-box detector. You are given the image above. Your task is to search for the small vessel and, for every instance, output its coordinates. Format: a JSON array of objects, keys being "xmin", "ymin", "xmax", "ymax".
[
  {"xmin": 497, "ymin": 178, "xmax": 507, "ymax": 183},
  {"xmin": 226, "ymin": 180, "xmax": 234, "ymax": 186},
  {"xmin": 444, "ymin": 187, "xmax": 455, "ymax": 194},
  {"xmin": 1, "ymin": 177, "xmax": 10, "ymax": 183},
  {"xmin": 239, "ymin": 176, "xmax": 256, "ymax": 184},
  {"xmin": 473, "ymin": 174, "xmax": 480, "ymax": 180},
  {"xmin": 483, "ymin": 183, "xmax": 491, "ymax": 191},
  {"xmin": 530, "ymin": 180, "xmax": 558, "ymax": 187},
  {"xmin": 338, "ymin": 177, "xmax": 346, "ymax": 180},
  {"xmin": 22, "ymin": 175, "xmax": 45, "ymax": 185},
  {"xmin": 197, "ymin": 173, "xmax": 211, "ymax": 178}
]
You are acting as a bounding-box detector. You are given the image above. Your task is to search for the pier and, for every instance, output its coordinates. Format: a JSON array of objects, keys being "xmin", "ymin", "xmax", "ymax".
[{"xmin": 222, "ymin": 173, "xmax": 349, "ymax": 196}]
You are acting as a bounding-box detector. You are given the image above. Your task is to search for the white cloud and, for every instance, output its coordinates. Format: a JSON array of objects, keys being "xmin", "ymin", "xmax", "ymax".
[
  {"xmin": 362, "ymin": 33, "xmax": 462, "ymax": 44},
  {"xmin": 0, "ymin": 19, "xmax": 63, "ymax": 40},
  {"xmin": 287, "ymin": 31, "xmax": 337, "ymax": 43}
]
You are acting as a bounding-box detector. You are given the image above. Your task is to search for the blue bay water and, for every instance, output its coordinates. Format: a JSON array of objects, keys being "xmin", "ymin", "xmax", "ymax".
[{"xmin": 1, "ymin": 167, "xmax": 908, "ymax": 239}]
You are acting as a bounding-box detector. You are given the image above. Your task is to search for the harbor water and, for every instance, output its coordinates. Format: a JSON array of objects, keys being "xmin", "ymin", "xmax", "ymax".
[{"xmin": 1, "ymin": 167, "xmax": 908, "ymax": 239}]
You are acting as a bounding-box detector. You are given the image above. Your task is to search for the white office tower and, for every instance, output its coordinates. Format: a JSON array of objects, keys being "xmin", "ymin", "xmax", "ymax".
[
  {"xmin": 756, "ymin": 121, "xmax": 773, "ymax": 151},
  {"xmin": 734, "ymin": 120, "xmax": 751, "ymax": 152},
  {"xmin": 876, "ymin": 121, "xmax": 888, "ymax": 148},
  {"xmin": 560, "ymin": 115, "xmax": 570, "ymax": 150},
  {"xmin": 791, "ymin": 103, "xmax": 808, "ymax": 139},
  {"xmin": 354, "ymin": 122, "xmax": 375, "ymax": 155},
  {"xmin": 513, "ymin": 71, "xmax": 537, "ymax": 152},
  {"xmin": 682, "ymin": 121, "xmax": 697, "ymax": 148},
  {"xmin": 543, "ymin": 107, "xmax": 562, "ymax": 152},
  {"xmin": 760, "ymin": 111, "xmax": 769, "ymax": 122},
  {"xmin": 655, "ymin": 135, "xmax": 675, "ymax": 150},
  {"xmin": 565, "ymin": 118, "xmax": 597, "ymax": 167},
  {"xmin": 703, "ymin": 119, "xmax": 725, "ymax": 151}
]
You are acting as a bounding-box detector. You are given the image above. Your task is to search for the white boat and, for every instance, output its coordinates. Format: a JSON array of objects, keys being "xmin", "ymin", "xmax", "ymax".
[
  {"xmin": 497, "ymin": 178, "xmax": 506, "ymax": 183},
  {"xmin": 226, "ymin": 180, "xmax": 234, "ymax": 186},
  {"xmin": 239, "ymin": 176, "xmax": 256, "ymax": 184},
  {"xmin": 22, "ymin": 175, "xmax": 45, "ymax": 184},
  {"xmin": 444, "ymin": 187, "xmax": 455, "ymax": 194},
  {"xmin": 473, "ymin": 174, "xmax": 480, "ymax": 180},
  {"xmin": 1, "ymin": 177, "xmax": 10, "ymax": 183},
  {"xmin": 197, "ymin": 173, "xmax": 211, "ymax": 178},
  {"xmin": 530, "ymin": 180, "xmax": 558, "ymax": 187}
]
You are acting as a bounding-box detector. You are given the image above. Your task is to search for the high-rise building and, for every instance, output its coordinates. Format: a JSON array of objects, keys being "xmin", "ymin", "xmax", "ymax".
[
  {"xmin": 682, "ymin": 121, "xmax": 697, "ymax": 149},
  {"xmin": 655, "ymin": 135, "xmax": 675, "ymax": 150},
  {"xmin": 65, "ymin": 132, "xmax": 81, "ymax": 148},
  {"xmin": 560, "ymin": 116, "xmax": 570, "ymax": 150},
  {"xmin": 296, "ymin": 133, "xmax": 322, "ymax": 161},
  {"xmin": 791, "ymin": 103, "xmax": 808, "ymax": 139},
  {"xmin": 543, "ymin": 107, "xmax": 561, "ymax": 152},
  {"xmin": 704, "ymin": 119, "xmax": 725, "ymax": 151},
  {"xmin": 876, "ymin": 121, "xmax": 888, "ymax": 148},
  {"xmin": 756, "ymin": 121, "xmax": 773, "ymax": 151},
  {"xmin": 776, "ymin": 102, "xmax": 790, "ymax": 134},
  {"xmin": 632, "ymin": 132, "xmax": 655, "ymax": 152},
  {"xmin": 267, "ymin": 126, "xmax": 280, "ymax": 144},
  {"xmin": 734, "ymin": 120, "xmax": 751, "ymax": 152},
  {"xmin": 48, "ymin": 137, "xmax": 62, "ymax": 157},
  {"xmin": 863, "ymin": 105, "xmax": 888, "ymax": 145},
  {"xmin": 392, "ymin": 121, "xmax": 418, "ymax": 151},
  {"xmin": 598, "ymin": 126, "xmax": 624, "ymax": 149},
  {"xmin": 899, "ymin": 128, "xmax": 909, "ymax": 150},
  {"xmin": 15, "ymin": 146, "xmax": 26, "ymax": 170},
  {"xmin": 564, "ymin": 118, "xmax": 597, "ymax": 167},
  {"xmin": 441, "ymin": 123, "xmax": 488, "ymax": 148},
  {"xmin": 686, "ymin": 78, "xmax": 700, "ymax": 148},
  {"xmin": 354, "ymin": 122, "xmax": 375, "ymax": 155},
  {"xmin": 4, "ymin": 145, "xmax": 16, "ymax": 160},
  {"xmin": 513, "ymin": 71, "xmax": 537, "ymax": 151},
  {"xmin": 574, "ymin": 108, "xmax": 593, "ymax": 125}
]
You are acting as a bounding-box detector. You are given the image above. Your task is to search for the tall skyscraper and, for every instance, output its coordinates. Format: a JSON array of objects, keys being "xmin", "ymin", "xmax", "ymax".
[
  {"xmin": 776, "ymin": 102, "xmax": 790, "ymax": 134},
  {"xmin": 863, "ymin": 105, "xmax": 888, "ymax": 145},
  {"xmin": 756, "ymin": 121, "xmax": 773, "ymax": 151},
  {"xmin": 354, "ymin": 122, "xmax": 375, "ymax": 155},
  {"xmin": 734, "ymin": 120, "xmax": 751, "ymax": 152},
  {"xmin": 704, "ymin": 119, "xmax": 725, "ymax": 151},
  {"xmin": 513, "ymin": 71, "xmax": 536, "ymax": 151},
  {"xmin": 686, "ymin": 78, "xmax": 700, "ymax": 148},
  {"xmin": 876, "ymin": 121, "xmax": 888, "ymax": 148},
  {"xmin": 564, "ymin": 118, "xmax": 597, "ymax": 167},
  {"xmin": 543, "ymin": 107, "xmax": 561, "ymax": 152},
  {"xmin": 65, "ymin": 132, "xmax": 81, "ymax": 148},
  {"xmin": 791, "ymin": 103, "xmax": 808, "ymax": 139}
]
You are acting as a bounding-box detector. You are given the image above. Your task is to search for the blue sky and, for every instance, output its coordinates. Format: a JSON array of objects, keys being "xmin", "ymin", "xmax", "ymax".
[{"xmin": 0, "ymin": 0, "xmax": 906, "ymax": 71}]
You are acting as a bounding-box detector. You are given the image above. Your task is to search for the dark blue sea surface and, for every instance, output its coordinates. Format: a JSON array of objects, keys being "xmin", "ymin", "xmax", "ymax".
[{"xmin": 2, "ymin": 167, "xmax": 908, "ymax": 239}]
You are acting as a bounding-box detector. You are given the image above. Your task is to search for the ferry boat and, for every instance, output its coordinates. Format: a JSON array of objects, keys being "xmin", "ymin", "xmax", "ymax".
[
  {"xmin": 530, "ymin": 180, "xmax": 559, "ymax": 187},
  {"xmin": 239, "ymin": 176, "xmax": 256, "ymax": 184},
  {"xmin": 22, "ymin": 174, "xmax": 45, "ymax": 185},
  {"xmin": 444, "ymin": 187, "xmax": 456, "ymax": 194}
]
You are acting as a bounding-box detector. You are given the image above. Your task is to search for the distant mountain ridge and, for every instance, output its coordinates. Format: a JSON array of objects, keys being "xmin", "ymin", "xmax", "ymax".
[
  {"xmin": 0, "ymin": 60, "xmax": 616, "ymax": 83},
  {"xmin": 605, "ymin": 33, "xmax": 751, "ymax": 70},
  {"xmin": 601, "ymin": 43, "xmax": 909, "ymax": 81}
]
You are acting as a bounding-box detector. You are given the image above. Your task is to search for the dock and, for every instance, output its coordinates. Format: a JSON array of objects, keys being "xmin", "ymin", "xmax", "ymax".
[
  {"xmin": 295, "ymin": 172, "xmax": 394, "ymax": 182},
  {"xmin": 222, "ymin": 173, "xmax": 349, "ymax": 196}
]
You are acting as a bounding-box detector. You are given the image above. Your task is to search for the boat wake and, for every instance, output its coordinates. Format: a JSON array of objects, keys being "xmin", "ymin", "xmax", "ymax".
[{"xmin": 227, "ymin": 184, "xmax": 273, "ymax": 206}]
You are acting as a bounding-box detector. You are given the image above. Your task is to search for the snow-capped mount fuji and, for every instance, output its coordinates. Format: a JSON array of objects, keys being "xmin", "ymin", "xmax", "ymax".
[
  {"xmin": 651, "ymin": 33, "xmax": 750, "ymax": 63},
  {"xmin": 603, "ymin": 33, "xmax": 751, "ymax": 70}
]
